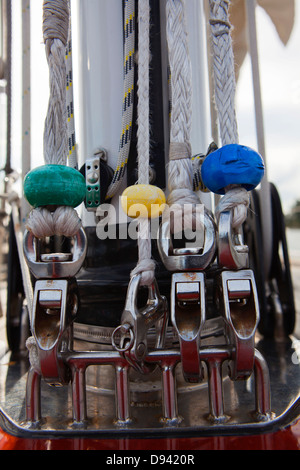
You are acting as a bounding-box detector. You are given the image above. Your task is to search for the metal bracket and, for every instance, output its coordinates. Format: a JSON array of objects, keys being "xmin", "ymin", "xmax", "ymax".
[
  {"xmin": 31, "ymin": 278, "xmax": 79, "ymax": 386},
  {"xmin": 218, "ymin": 210, "xmax": 249, "ymax": 270},
  {"xmin": 23, "ymin": 228, "xmax": 87, "ymax": 279},
  {"xmin": 220, "ymin": 269, "xmax": 260, "ymax": 380},
  {"xmin": 85, "ymin": 155, "xmax": 102, "ymax": 211},
  {"xmin": 158, "ymin": 209, "xmax": 217, "ymax": 272},
  {"xmin": 171, "ymin": 272, "xmax": 206, "ymax": 383}
]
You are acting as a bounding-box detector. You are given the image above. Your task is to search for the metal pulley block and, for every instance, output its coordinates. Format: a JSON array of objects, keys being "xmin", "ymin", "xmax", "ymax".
[
  {"xmin": 31, "ymin": 278, "xmax": 79, "ymax": 386},
  {"xmin": 157, "ymin": 209, "xmax": 217, "ymax": 272},
  {"xmin": 171, "ymin": 272, "xmax": 206, "ymax": 383},
  {"xmin": 112, "ymin": 274, "xmax": 168, "ymax": 374},
  {"xmin": 218, "ymin": 210, "xmax": 249, "ymax": 270},
  {"xmin": 81, "ymin": 151, "xmax": 114, "ymax": 210},
  {"xmin": 23, "ymin": 227, "xmax": 87, "ymax": 279},
  {"xmin": 219, "ymin": 270, "xmax": 260, "ymax": 380}
]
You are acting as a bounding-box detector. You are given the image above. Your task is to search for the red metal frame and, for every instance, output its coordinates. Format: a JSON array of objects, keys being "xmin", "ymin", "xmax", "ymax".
[{"xmin": 0, "ymin": 418, "xmax": 299, "ymax": 450}]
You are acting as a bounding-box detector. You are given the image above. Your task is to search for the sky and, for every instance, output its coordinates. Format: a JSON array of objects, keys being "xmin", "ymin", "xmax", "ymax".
[
  {"xmin": 235, "ymin": 2, "xmax": 300, "ymax": 213},
  {"xmin": 7, "ymin": 0, "xmax": 300, "ymax": 215}
]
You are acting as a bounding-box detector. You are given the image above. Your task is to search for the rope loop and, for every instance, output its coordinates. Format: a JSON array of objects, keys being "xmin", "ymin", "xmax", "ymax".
[
  {"xmin": 215, "ymin": 187, "xmax": 250, "ymax": 229},
  {"xmin": 209, "ymin": 0, "xmax": 238, "ymax": 146},
  {"xmin": 26, "ymin": 206, "xmax": 82, "ymax": 239}
]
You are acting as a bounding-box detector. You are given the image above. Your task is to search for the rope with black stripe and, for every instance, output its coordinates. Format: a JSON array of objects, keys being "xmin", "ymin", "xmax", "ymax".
[
  {"xmin": 106, "ymin": 0, "xmax": 135, "ymax": 199},
  {"xmin": 65, "ymin": 0, "xmax": 78, "ymax": 169}
]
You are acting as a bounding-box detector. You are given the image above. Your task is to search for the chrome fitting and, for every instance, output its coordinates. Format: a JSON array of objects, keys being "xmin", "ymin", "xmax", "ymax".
[
  {"xmin": 171, "ymin": 272, "xmax": 206, "ymax": 383},
  {"xmin": 23, "ymin": 227, "xmax": 87, "ymax": 279},
  {"xmin": 219, "ymin": 269, "xmax": 260, "ymax": 380},
  {"xmin": 31, "ymin": 278, "xmax": 79, "ymax": 386},
  {"xmin": 157, "ymin": 209, "xmax": 217, "ymax": 272},
  {"xmin": 112, "ymin": 274, "xmax": 168, "ymax": 374},
  {"xmin": 218, "ymin": 210, "xmax": 249, "ymax": 270}
]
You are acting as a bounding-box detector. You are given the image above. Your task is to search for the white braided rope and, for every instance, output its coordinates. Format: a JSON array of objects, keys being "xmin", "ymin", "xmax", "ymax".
[
  {"xmin": 26, "ymin": 337, "xmax": 41, "ymax": 374},
  {"xmin": 136, "ymin": 1, "xmax": 150, "ymax": 185},
  {"xmin": 130, "ymin": 0, "xmax": 155, "ymax": 286},
  {"xmin": 43, "ymin": 0, "xmax": 69, "ymax": 166},
  {"xmin": 26, "ymin": 0, "xmax": 81, "ymax": 238},
  {"xmin": 209, "ymin": 0, "xmax": 238, "ymax": 146},
  {"xmin": 215, "ymin": 186, "xmax": 250, "ymax": 229},
  {"xmin": 209, "ymin": 0, "xmax": 249, "ymax": 227},
  {"xmin": 166, "ymin": 0, "xmax": 201, "ymax": 232}
]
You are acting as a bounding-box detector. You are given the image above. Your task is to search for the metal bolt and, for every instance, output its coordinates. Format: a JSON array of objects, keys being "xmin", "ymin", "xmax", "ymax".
[
  {"xmin": 87, "ymin": 172, "xmax": 99, "ymax": 184},
  {"xmin": 136, "ymin": 343, "xmax": 146, "ymax": 358}
]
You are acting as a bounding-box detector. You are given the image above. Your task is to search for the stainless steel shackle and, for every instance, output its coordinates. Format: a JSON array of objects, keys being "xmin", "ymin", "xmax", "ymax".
[
  {"xmin": 157, "ymin": 208, "xmax": 217, "ymax": 272},
  {"xmin": 112, "ymin": 274, "xmax": 168, "ymax": 373},
  {"xmin": 23, "ymin": 228, "xmax": 87, "ymax": 279}
]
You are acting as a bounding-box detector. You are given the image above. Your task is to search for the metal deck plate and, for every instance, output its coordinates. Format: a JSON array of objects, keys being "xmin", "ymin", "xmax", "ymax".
[{"xmin": 0, "ymin": 335, "xmax": 299, "ymax": 439}]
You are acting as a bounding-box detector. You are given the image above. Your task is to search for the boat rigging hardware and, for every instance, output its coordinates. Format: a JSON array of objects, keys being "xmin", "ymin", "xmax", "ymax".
[
  {"xmin": 25, "ymin": 342, "xmax": 273, "ymax": 429},
  {"xmin": 31, "ymin": 278, "xmax": 79, "ymax": 387},
  {"xmin": 112, "ymin": 274, "xmax": 168, "ymax": 374},
  {"xmin": 23, "ymin": 227, "xmax": 87, "ymax": 279},
  {"xmin": 24, "ymin": 267, "xmax": 272, "ymax": 429},
  {"xmin": 23, "ymin": 227, "xmax": 87, "ymax": 387},
  {"xmin": 157, "ymin": 209, "xmax": 217, "ymax": 272},
  {"xmin": 171, "ymin": 272, "xmax": 206, "ymax": 383},
  {"xmin": 85, "ymin": 155, "xmax": 102, "ymax": 210},
  {"xmin": 218, "ymin": 210, "xmax": 249, "ymax": 270},
  {"xmin": 82, "ymin": 151, "xmax": 114, "ymax": 210},
  {"xmin": 219, "ymin": 270, "xmax": 260, "ymax": 381}
]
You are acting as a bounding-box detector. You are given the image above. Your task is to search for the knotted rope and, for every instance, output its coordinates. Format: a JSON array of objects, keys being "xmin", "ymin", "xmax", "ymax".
[
  {"xmin": 166, "ymin": 0, "xmax": 202, "ymax": 233},
  {"xmin": 209, "ymin": 0, "xmax": 249, "ymax": 228},
  {"xmin": 130, "ymin": 0, "xmax": 155, "ymax": 286},
  {"xmin": 25, "ymin": 0, "xmax": 81, "ymax": 238}
]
